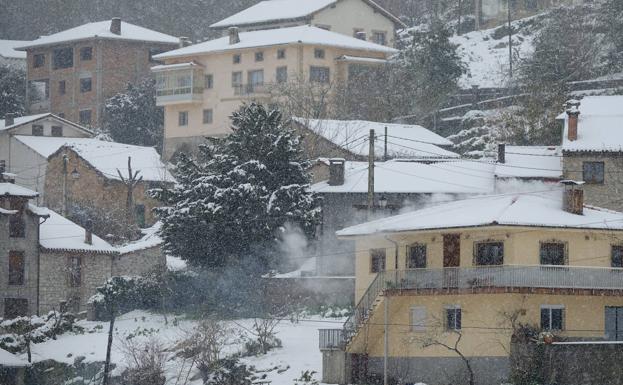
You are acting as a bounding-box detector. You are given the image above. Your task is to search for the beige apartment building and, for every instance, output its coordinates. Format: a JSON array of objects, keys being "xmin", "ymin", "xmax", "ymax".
[
  {"xmin": 16, "ymin": 18, "xmax": 179, "ymax": 128},
  {"xmin": 153, "ymin": 26, "xmax": 397, "ymax": 158}
]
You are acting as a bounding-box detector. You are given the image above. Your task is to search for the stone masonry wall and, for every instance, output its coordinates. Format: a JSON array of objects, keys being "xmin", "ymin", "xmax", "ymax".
[
  {"xmin": 113, "ymin": 247, "xmax": 165, "ymax": 277},
  {"xmin": 562, "ymin": 152, "xmax": 623, "ymax": 212}
]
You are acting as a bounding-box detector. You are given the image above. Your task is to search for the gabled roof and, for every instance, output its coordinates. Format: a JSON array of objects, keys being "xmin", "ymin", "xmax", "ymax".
[
  {"xmin": 154, "ymin": 25, "xmax": 397, "ymax": 60},
  {"xmin": 495, "ymin": 146, "xmax": 562, "ymax": 179},
  {"xmin": 337, "ymin": 192, "xmax": 623, "ymax": 237},
  {"xmin": 0, "ymin": 40, "xmax": 28, "ymax": 59},
  {"xmin": 117, "ymin": 222, "xmax": 163, "ymax": 254},
  {"xmin": 561, "ymin": 95, "xmax": 623, "ymax": 153},
  {"xmin": 294, "ymin": 117, "xmax": 457, "ymax": 159},
  {"xmin": 311, "ymin": 159, "xmax": 495, "ymax": 194},
  {"xmin": 0, "ymin": 113, "xmax": 93, "ymax": 135},
  {"xmin": 0, "ymin": 183, "xmax": 39, "ymax": 198},
  {"xmin": 210, "ymin": 0, "xmax": 406, "ymax": 29},
  {"xmin": 15, "ymin": 20, "xmax": 179, "ymax": 50},
  {"xmin": 40, "ymin": 209, "xmax": 116, "ymax": 254},
  {"xmin": 14, "ymin": 136, "xmax": 175, "ymax": 183}
]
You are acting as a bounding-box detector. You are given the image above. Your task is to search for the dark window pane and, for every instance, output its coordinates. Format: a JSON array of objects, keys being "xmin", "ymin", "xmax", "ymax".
[
  {"xmin": 551, "ymin": 309, "xmax": 564, "ymax": 330},
  {"xmin": 33, "ymin": 54, "xmax": 45, "ymax": 68},
  {"xmin": 58, "ymin": 80, "xmax": 66, "ymax": 95},
  {"xmin": 446, "ymin": 308, "xmax": 461, "ymax": 330},
  {"xmin": 9, "ymin": 216, "xmax": 25, "ymax": 238},
  {"xmin": 9, "ymin": 251, "xmax": 24, "ymax": 285},
  {"xmin": 540, "ymin": 308, "xmax": 550, "ymax": 329},
  {"xmin": 80, "ymin": 78, "xmax": 92, "ymax": 93},
  {"xmin": 310, "ymin": 66, "xmax": 330, "ymax": 83},
  {"xmin": 69, "ymin": 257, "xmax": 82, "ymax": 287},
  {"xmin": 407, "ymin": 244, "xmax": 426, "ymax": 268},
  {"xmin": 79, "ymin": 110, "xmax": 92, "ymax": 125},
  {"xmin": 540, "ymin": 243, "xmax": 565, "ymax": 265},
  {"xmin": 80, "ymin": 47, "xmax": 92, "ymax": 60},
  {"xmin": 612, "ymin": 246, "xmax": 623, "ymax": 268},
  {"xmin": 583, "ymin": 161, "xmax": 604, "ymax": 184},
  {"xmin": 475, "ymin": 242, "xmax": 504, "ymax": 265},
  {"xmin": 51, "ymin": 126, "xmax": 63, "ymax": 137},
  {"xmin": 32, "ymin": 125, "xmax": 43, "ymax": 136},
  {"xmin": 370, "ymin": 249, "xmax": 386, "ymax": 273},
  {"xmin": 53, "ymin": 47, "xmax": 73, "ymax": 69}
]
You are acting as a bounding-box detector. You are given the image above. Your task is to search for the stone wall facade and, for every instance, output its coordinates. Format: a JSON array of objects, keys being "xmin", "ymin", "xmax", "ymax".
[
  {"xmin": 562, "ymin": 152, "xmax": 623, "ymax": 212},
  {"xmin": 114, "ymin": 247, "xmax": 165, "ymax": 277}
]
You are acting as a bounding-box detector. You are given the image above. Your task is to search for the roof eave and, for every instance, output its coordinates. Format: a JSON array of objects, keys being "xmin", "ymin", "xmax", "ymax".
[{"xmin": 16, "ymin": 36, "xmax": 178, "ymax": 51}]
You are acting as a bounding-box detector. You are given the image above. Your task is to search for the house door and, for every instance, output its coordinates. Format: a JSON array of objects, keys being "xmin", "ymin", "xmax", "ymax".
[
  {"xmin": 443, "ymin": 234, "xmax": 461, "ymax": 267},
  {"xmin": 605, "ymin": 307, "xmax": 623, "ymax": 341}
]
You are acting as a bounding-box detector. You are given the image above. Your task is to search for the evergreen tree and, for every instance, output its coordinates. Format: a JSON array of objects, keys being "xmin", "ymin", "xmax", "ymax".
[
  {"xmin": 602, "ymin": 0, "xmax": 623, "ymax": 72},
  {"xmin": 0, "ymin": 64, "xmax": 26, "ymax": 119},
  {"xmin": 103, "ymin": 78, "xmax": 163, "ymax": 149},
  {"xmin": 153, "ymin": 103, "xmax": 321, "ymax": 271}
]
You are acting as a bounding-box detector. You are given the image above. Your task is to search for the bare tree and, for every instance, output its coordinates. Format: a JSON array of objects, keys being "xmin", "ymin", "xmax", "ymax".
[
  {"xmin": 120, "ymin": 338, "xmax": 168, "ymax": 385},
  {"xmin": 420, "ymin": 330, "xmax": 475, "ymax": 385},
  {"xmin": 117, "ymin": 156, "xmax": 143, "ymax": 225}
]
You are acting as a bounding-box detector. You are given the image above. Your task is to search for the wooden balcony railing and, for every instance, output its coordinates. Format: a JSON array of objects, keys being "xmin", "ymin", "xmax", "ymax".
[{"xmin": 319, "ymin": 328, "xmax": 345, "ymax": 350}]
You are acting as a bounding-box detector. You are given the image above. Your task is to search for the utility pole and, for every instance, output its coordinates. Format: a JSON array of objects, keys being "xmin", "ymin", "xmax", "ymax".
[
  {"xmin": 384, "ymin": 126, "xmax": 388, "ymax": 161},
  {"xmin": 62, "ymin": 154, "xmax": 68, "ymax": 216},
  {"xmin": 508, "ymin": 0, "xmax": 513, "ymax": 78},
  {"xmin": 368, "ymin": 129, "xmax": 375, "ymax": 214}
]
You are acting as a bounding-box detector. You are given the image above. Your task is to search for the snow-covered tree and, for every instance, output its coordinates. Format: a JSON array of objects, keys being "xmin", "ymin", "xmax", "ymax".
[
  {"xmin": 103, "ymin": 78, "xmax": 163, "ymax": 149},
  {"xmin": 153, "ymin": 103, "xmax": 321, "ymax": 270},
  {"xmin": 0, "ymin": 64, "xmax": 26, "ymax": 119},
  {"xmin": 602, "ymin": 0, "xmax": 623, "ymax": 72}
]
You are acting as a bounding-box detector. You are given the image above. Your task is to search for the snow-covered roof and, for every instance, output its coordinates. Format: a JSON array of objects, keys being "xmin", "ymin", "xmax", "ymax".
[
  {"xmin": 15, "ymin": 20, "xmax": 179, "ymax": 50},
  {"xmin": 312, "ymin": 159, "xmax": 495, "ymax": 194},
  {"xmin": 40, "ymin": 209, "xmax": 116, "ymax": 253},
  {"xmin": 210, "ymin": 0, "xmax": 405, "ymax": 29},
  {"xmin": 337, "ymin": 191, "xmax": 623, "ymax": 237},
  {"xmin": 561, "ymin": 96, "xmax": 623, "ymax": 152},
  {"xmin": 295, "ymin": 118, "xmax": 456, "ymax": 159},
  {"xmin": 0, "ymin": 40, "xmax": 28, "ymax": 59},
  {"xmin": 0, "ymin": 347, "xmax": 29, "ymax": 367},
  {"xmin": 154, "ymin": 25, "xmax": 397, "ymax": 60},
  {"xmin": 0, "ymin": 113, "xmax": 50, "ymax": 131},
  {"xmin": 0, "ymin": 183, "xmax": 38, "ymax": 198},
  {"xmin": 117, "ymin": 222, "xmax": 163, "ymax": 254},
  {"xmin": 495, "ymin": 146, "xmax": 562, "ymax": 179},
  {"xmin": 14, "ymin": 136, "xmax": 175, "ymax": 183}
]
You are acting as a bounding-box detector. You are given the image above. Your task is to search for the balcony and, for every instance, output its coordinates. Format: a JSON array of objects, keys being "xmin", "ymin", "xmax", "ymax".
[
  {"xmin": 233, "ymin": 83, "xmax": 269, "ymax": 97},
  {"xmin": 319, "ymin": 329, "xmax": 345, "ymax": 351},
  {"xmin": 153, "ymin": 62, "xmax": 204, "ymax": 106}
]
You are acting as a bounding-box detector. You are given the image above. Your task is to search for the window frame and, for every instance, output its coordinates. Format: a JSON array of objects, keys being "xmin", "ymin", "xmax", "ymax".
[
  {"xmin": 51, "ymin": 126, "xmax": 63, "ymax": 137},
  {"xmin": 233, "ymin": 54, "xmax": 241, "ymax": 64},
  {"xmin": 232, "ymin": 71, "xmax": 242, "ymax": 88},
  {"xmin": 372, "ymin": 30, "xmax": 387, "ymax": 45},
  {"xmin": 79, "ymin": 46, "xmax": 93, "ymax": 61},
  {"xmin": 407, "ymin": 243, "xmax": 427, "ymax": 269},
  {"xmin": 58, "ymin": 80, "xmax": 66, "ymax": 95},
  {"xmin": 9, "ymin": 215, "xmax": 25, "ymax": 238},
  {"xmin": 52, "ymin": 47, "xmax": 74, "ymax": 69},
  {"xmin": 276, "ymin": 66, "xmax": 288, "ymax": 84},
  {"xmin": 473, "ymin": 241, "xmax": 504, "ymax": 266},
  {"xmin": 8, "ymin": 251, "xmax": 25, "ymax": 286},
  {"xmin": 33, "ymin": 53, "xmax": 45, "ymax": 68},
  {"xmin": 539, "ymin": 241, "xmax": 567, "ymax": 266},
  {"xmin": 202, "ymin": 108, "xmax": 213, "ymax": 124},
  {"xmin": 309, "ymin": 66, "xmax": 330, "ymax": 83},
  {"xmin": 541, "ymin": 305, "xmax": 565, "ymax": 331},
  {"xmin": 68, "ymin": 256, "xmax": 82, "ymax": 287},
  {"xmin": 178, "ymin": 111, "xmax": 189, "ymax": 126},
  {"xmin": 31, "ymin": 125, "xmax": 44, "ymax": 136},
  {"xmin": 370, "ymin": 248, "xmax": 386, "ymax": 273},
  {"xmin": 79, "ymin": 77, "xmax": 92, "ymax": 93},
  {"xmin": 255, "ymin": 51, "xmax": 264, "ymax": 62},
  {"xmin": 204, "ymin": 74, "xmax": 214, "ymax": 89},
  {"xmin": 582, "ymin": 161, "xmax": 605, "ymax": 184},
  {"xmin": 445, "ymin": 305, "xmax": 462, "ymax": 331},
  {"xmin": 79, "ymin": 109, "xmax": 92, "ymax": 126},
  {"xmin": 314, "ymin": 48, "xmax": 325, "ymax": 59},
  {"xmin": 612, "ymin": 245, "xmax": 623, "ymax": 268},
  {"xmin": 277, "ymin": 49, "xmax": 286, "ymax": 59}
]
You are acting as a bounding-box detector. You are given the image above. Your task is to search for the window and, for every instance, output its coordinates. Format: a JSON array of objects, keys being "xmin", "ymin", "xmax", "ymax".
[
  {"xmin": 541, "ymin": 305, "xmax": 564, "ymax": 331},
  {"xmin": 80, "ymin": 78, "xmax": 92, "ymax": 93},
  {"xmin": 233, "ymin": 54, "xmax": 241, "ymax": 64},
  {"xmin": 178, "ymin": 111, "xmax": 188, "ymax": 126},
  {"xmin": 277, "ymin": 49, "xmax": 286, "ymax": 59},
  {"xmin": 276, "ymin": 66, "xmax": 288, "ymax": 83},
  {"xmin": 232, "ymin": 71, "xmax": 242, "ymax": 87},
  {"xmin": 33, "ymin": 53, "xmax": 45, "ymax": 68},
  {"xmin": 605, "ymin": 306, "xmax": 623, "ymax": 341},
  {"xmin": 203, "ymin": 109, "xmax": 213, "ymax": 124},
  {"xmin": 58, "ymin": 113, "xmax": 65, "ymax": 118},
  {"xmin": 9, "ymin": 215, "xmax": 25, "ymax": 238},
  {"xmin": 51, "ymin": 126, "xmax": 63, "ymax": 137},
  {"xmin": 370, "ymin": 249, "xmax": 386, "ymax": 273},
  {"xmin": 248, "ymin": 70, "xmax": 264, "ymax": 93},
  {"xmin": 80, "ymin": 46, "xmax": 92, "ymax": 61},
  {"xmin": 372, "ymin": 31, "xmax": 387, "ymax": 45},
  {"xmin": 353, "ymin": 28, "xmax": 365, "ymax": 39},
  {"xmin": 314, "ymin": 48, "xmax": 325, "ymax": 59},
  {"xmin": 8, "ymin": 251, "xmax": 24, "ymax": 286},
  {"xmin": 540, "ymin": 242, "xmax": 566, "ymax": 265},
  {"xmin": 52, "ymin": 47, "xmax": 73, "ymax": 69},
  {"xmin": 205, "ymin": 74, "xmax": 214, "ymax": 89},
  {"xmin": 68, "ymin": 256, "xmax": 82, "ymax": 287},
  {"xmin": 310, "ymin": 66, "xmax": 330, "ymax": 83},
  {"xmin": 4, "ymin": 298, "xmax": 28, "ymax": 319},
  {"xmin": 407, "ymin": 244, "xmax": 427, "ymax": 268},
  {"xmin": 255, "ymin": 51, "xmax": 264, "ymax": 62},
  {"xmin": 79, "ymin": 110, "xmax": 92, "ymax": 126},
  {"xmin": 612, "ymin": 246, "xmax": 623, "ymax": 268},
  {"xmin": 58, "ymin": 80, "xmax": 66, "ymax": 95},
  {"xmin": 135, "ymin": 204, "xmax": 146, "ymax": 228},
  {"xmin": 29, "ymin": 79, "xmax": 49, "ymax": 101},
  {"xmin": 583, "ymin": 161, "xmax": 604, "ymax": 184},
  {"xmin": 446, "ymin": 306, "xmax": 462, "ymax": 330},
  {"xmin": 32, "ymin": 125, "xmax": 44, "ymax": 136},
  {"xmin": 410, "ymin": 306, "xmax": 427, "ymax": 332},
  {"xmin": 474, "ymin": 241, "xmax": 504, "ymax": 265}
]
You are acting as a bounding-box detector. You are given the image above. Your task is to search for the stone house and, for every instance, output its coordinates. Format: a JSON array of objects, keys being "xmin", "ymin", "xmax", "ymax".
[
  {"xmin": 560, "ymin": 96, "xmax": 623, "ymax": 212},
  {"xmin": 473, "ymin": 0, "xmax": 586, "ymax": 29},
  {"xmin": 0, "ymin": 40, "xmax": 27, "ymax": 68},
  {"xmin": 209, "ymin": 0, "xmax": 406, "ymax": 46},
  {"xmin": 0, "ymin": 113, "xmax": 93, "ymax": 201},
  {"xmin": 42, "ymin": 141, "xmax": 174, "ymax": 231},
  {"xmin": 320, "ymin": 186, "xmax": 623, "ymax": 385},
  {"xmin": 152, "ymin": 26, "xmax": 398, "ymax": 159},
  {"xmin": 15, "ymin": 18, "xmax": 179, "ymax": 127}
]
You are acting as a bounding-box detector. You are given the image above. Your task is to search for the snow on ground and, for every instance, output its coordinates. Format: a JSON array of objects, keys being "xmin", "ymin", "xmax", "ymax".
[{"xmin": 22, "ymin": 310, "xmax": 341, "ymax": 385}]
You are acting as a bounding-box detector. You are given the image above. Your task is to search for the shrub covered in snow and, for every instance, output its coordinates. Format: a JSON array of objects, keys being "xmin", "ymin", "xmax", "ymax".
[{"xmin": 0, "ymin": 311, "xmax": 81, "ymax": 354}]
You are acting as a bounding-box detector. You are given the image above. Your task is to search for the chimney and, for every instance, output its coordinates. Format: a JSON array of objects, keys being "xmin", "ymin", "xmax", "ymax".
[
  {"xmin": 84, "ymin": 218, "xmax": 93, "ymax": 245},
  {"xmin": 5, "ymin": 113, "xmax": 15, "ymax": 127},
  {"xmin": 561, "ymin": 180, "xmax": 584, "ymax": 215},
  {"xmin": 565, "ymin": 99, "xmax": 581, "ymax": 142},
  {"xmin": 228, "ymin": 27, "xmax": 240, "ymax": 45},
  {"xmin": 497, "ymin": 143, "xmax": 506, "ymax": 164},
  {"xmin": 355, "ymin": 31, "xmax": 367, "ymax": 40},
  {"xmin": 178, "ymin": 36, "xmax": 191, "ymax": 48},
  {"xmin": 328, "ymin": 158, "xmax": 345, "ymax": 186},
  {"xmin": 110, "ymin": 17, "xmax": 121, "ymax": 35}
]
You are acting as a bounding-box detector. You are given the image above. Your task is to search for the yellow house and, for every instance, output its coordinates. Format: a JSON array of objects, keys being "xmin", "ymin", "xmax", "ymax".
[
  {"xmin": 152, "ymin": 26, "xmax": 397, "ymax": 159},
  {"xmin": 320, "ymin": 185, "xmax": 623, "ymax": 385}
]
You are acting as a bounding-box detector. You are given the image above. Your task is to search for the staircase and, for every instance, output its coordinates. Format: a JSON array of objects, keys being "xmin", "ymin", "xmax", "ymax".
[{"xmin": 342, "ymin": 271, "xmax": 389, "ymax": 347}]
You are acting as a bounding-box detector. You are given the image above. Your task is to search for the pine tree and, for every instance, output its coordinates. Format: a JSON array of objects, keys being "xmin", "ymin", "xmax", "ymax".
[
  {"xmin": 153, "ymin": 103, "xmax": 321, "ymax": 271},
  {"xmin": 0, "ymin": 64, "xmax": 26, "ymax": 119},
  {"xmin": 602, "ymin": 0, "xmax": 623, "ymax": 72},
  {"xmin": 103, "ymin": 78, "xmax": 163, "ymax": 149}
]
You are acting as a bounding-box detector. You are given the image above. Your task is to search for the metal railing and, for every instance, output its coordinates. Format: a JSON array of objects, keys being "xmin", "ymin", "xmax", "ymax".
[
  {"xmin": 337, "ymin": 265, "xmax": 623, "ymax": 349},
  {"xmin": 156, "ymin": 86, "xmax": 203, "ymax": 97},
  {"xmin": 319, "ymin": 328, "xmax": 345, "ymax": 350},
  {"xmin": 233, "ymin": 83, "xmax": 267, "ymax": 96}
]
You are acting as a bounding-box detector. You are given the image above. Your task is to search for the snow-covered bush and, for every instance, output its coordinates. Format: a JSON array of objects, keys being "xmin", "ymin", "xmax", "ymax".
[
  {"xmin": 294, "ymin": 370, "xmax": 319, "ymax": 385},
  {"xmin": 202, "ymin": 357, "xmax": 258, "ymax": 385},
  {"xmin": 89, "ymin": 276, "xmax": 161, "ymax": 319},
  {"xmin": 0, "ymin": 311, "xmax": 81, "ymax": 354}
]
